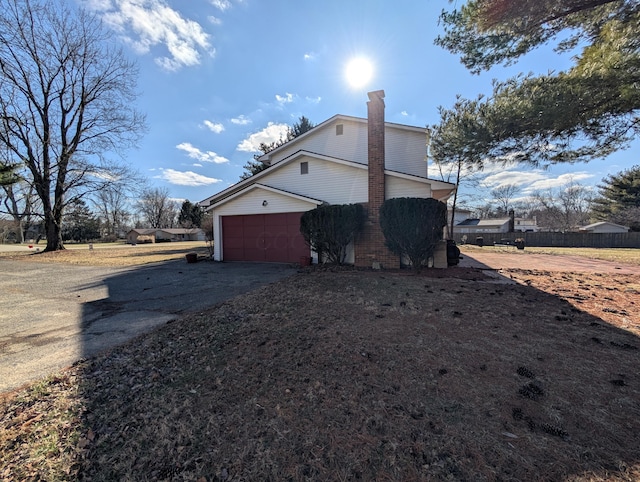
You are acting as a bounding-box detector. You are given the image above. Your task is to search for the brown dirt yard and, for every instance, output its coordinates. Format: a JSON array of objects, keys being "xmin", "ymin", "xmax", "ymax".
[{"xmin": 1, "ymin": 245, "xmax": 639, "ymax": 481}]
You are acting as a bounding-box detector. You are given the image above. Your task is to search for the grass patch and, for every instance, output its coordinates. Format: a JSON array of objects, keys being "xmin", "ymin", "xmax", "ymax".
[{"xmin": 0, "ymin": 241, "xmax": 210, "ymax": 267}]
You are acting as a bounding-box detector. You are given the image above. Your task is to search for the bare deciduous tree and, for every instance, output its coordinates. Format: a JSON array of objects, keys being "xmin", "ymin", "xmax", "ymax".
[
  {"xmin": 532, "ymin": 180, "xmax": 593, "ymax": 231},
  {"xmin": 0, "ymin": 0, "xmax": 145, "ymax": 251},
  {"xmin": 490, "ymin": 184, "xmax": 520, "ymax": 216},
  {"xmin": 138, "ymin": 187, "xmax": 177, "ymax": 229}
]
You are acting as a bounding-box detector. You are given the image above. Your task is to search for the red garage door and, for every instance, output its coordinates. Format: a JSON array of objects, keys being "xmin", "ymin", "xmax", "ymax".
[{"xmin": 222, "ymin": 213, "xmax": 309, "ymax": 263}]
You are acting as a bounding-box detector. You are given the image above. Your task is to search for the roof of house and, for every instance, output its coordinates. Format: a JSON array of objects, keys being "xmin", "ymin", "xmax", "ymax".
[
  {"xmin": 456, "ymin": 218, "xmax": 510, "ymax": 227},
  {"xmin": 128, "ymin": 228, "xmax": 156, "ymax": 235},
  {"xmin": 128, "ymin": 228, "xmax": 203, "ymax": 235},
  {"xmin": 579, "ymin": 221, "xmax": 629, "ymax": 231}
]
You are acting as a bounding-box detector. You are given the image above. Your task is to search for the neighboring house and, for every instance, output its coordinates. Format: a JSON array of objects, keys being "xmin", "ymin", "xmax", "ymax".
[
  {"xmin": 579, "ymin": 221, "xmax": 630, "ymax": 233},
  {"xmin": 126, "ymin": 228, "xmax": 205, "ymax": 244},
  {"xmin": 453, "ymin": 218, "xmax": 511, "ymax": 235},
  {"xmin": 514, "ymin": 217, "xmax": 539, "ymax": 232},
  {"xmin": 200, "ymin": 90, "xmax": 455, "ymax": 267}
]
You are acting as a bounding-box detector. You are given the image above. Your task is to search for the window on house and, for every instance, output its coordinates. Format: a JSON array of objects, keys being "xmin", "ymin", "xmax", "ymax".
[
  {"xmin": 300, "ymin": 161, "xmax": 309, "ymax": 175},
  {"xmin": 336, "ymin": 124, "xmax": 344, "ymax": 135}
]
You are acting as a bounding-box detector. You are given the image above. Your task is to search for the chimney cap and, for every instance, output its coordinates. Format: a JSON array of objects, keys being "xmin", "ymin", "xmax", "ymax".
[{"xmin": 367, "ymin": 90, "xmax": 385, "ymax": 101}]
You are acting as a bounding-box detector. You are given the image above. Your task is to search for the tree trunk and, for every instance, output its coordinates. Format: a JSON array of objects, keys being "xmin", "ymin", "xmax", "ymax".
[{"xmin": 44, "ymin": 213, "xmax": 64, "ymax": 251}]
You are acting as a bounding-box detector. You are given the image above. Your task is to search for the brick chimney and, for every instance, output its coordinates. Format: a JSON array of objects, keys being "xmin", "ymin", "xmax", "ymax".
[{"xmin": 354, "ymin": 90, "xmax": 399, "ymax": 268}]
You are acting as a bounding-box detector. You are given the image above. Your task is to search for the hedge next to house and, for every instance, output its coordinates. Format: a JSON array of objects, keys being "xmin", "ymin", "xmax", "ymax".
[
  {"xmin": 380, "ymin": 197, "xmax": 448, "ymax": 270},
  {"xmin": 300, "ymin": 204, "xmax": 365, "ymax": 265}
]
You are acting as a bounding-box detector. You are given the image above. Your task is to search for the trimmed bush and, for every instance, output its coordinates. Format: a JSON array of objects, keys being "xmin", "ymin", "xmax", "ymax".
[
  {"xmin": 300, "ymin": 204, "xmax": 365, "ymax": 264},
  {"xmin": 380, "ymin": 197, "xmax": 447, "ymax": 270}
]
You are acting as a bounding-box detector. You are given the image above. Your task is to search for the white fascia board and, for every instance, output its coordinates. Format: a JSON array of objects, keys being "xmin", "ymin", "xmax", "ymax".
[
  {"xmin": 210, "ymin": 183, "xmax": 324, "ymax": 210},
  {"xmin": 385, "ymin": 170, "xmax": 456, "ymax": 195}
]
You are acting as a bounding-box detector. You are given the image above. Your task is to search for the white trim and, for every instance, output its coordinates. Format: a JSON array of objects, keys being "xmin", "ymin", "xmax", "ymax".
[{"xmin": 211, "ymin": 182, "xmax": 324, "ymax": 210}]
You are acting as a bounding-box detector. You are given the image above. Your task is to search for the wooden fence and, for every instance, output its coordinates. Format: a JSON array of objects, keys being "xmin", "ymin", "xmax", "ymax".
[{"xmin": 454, "ymin": 232, "xmax": 640, "ymax": 248}]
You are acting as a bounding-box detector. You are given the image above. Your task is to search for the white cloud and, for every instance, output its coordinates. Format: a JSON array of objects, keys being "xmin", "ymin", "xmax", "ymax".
[
  {"xmin": 192, "ymin": 163, "xmax": 203, "ymax": 167},
  {"xmin": 303, "ymin": 52, "xmax": 315, "ymax": 60},
  {"xmin": 231, "ymin": 115, "xmax": 251, "ymax": 125},
  {"xmin": 526, "ymin": 172, "xmax": 594, "ymax": 192},
  {"xmin": 401, "ymin": 111, "xmax": 408, "ymax": 116},
  {"xmin": 480, "ymin": 169, "xmax": 595, "ymax": 193},
  {"xmin": 208, "ymin": 15, "xmax": 222, "ymax": 25},
  {"xmin": 176, "ymin": 142, "xmax": 229, "ymax": 164},
  {"xmin": 202, "ymin": 120, "xmax": 225, "ymax": 133},
  {"xmin": 305, "ymin": 96, "xmax": 322, "ymax": 104},
  {"xmin": 237, "ymin": 122, "xmax": 289, "ymax": 152},
  {"xmin": 210, "ymin": 0, "xmax": 231, "ymax": 11},
  {"xmin": 481, "ymin": 170, "xmax": 547, "ymax": 189},
  {"xmin": 87, "ymin": 0, "xmax": 213, "ymax": 71},
  {"xmin": 276, "ymin": 92, "xmax": 294, "ymax": 104},
  {"xmin": 156, "ymin": 168, "xmax": 221, "ymax": 186}
]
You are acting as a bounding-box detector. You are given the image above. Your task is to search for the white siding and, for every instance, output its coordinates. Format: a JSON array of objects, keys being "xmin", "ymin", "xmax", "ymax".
[
  {"xmin": 268, "ymin": 119, "xmax": 429, "ymax": 178},
  {"xmin": 385, "ymin": 129, "xmax": 428, "ymax": 177},
  {"xmin": 264, "ymin": 155, "xmax": 368, "ymax": 204},
  {"xmin": 270, "ymin": 118, "xmax": 368, "ymax": 165},
  {"xmin": 386, "ymin": 176, "xmax": 431, "ymax": 199}
]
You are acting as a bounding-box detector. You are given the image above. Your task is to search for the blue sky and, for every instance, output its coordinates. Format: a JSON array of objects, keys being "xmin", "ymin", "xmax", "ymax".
[{"xmin": 82, "ymin": 0, "xmax": 638, "ymax": 208}]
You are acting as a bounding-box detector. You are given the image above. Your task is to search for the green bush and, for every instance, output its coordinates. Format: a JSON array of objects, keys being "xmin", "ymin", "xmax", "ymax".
[
  {"xmin": 380, "ymin": 197, "xmax": 447, "ymax": 270},
  {"xmin": 300, "ymin": 204, "xmax": 365, "ymax": 264}
]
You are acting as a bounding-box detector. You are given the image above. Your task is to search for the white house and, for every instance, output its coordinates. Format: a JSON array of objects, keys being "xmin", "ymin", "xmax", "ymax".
[
  {"xmin": 579, "ymin": 221, "xmax": 630, "ymax": 233},
  {"xmin": 200, "ymin": 90, "xmax": 455, "ymax": 267}
]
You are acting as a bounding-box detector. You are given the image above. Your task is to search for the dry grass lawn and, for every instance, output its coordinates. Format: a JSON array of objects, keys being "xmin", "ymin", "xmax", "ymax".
[
  {"xmin": 0, "ymin": 245, "xmax": 639, "ymax": 481},
  {"xmin": 0, "ymin": 241, "xmax": 211, "ymax": 266}
]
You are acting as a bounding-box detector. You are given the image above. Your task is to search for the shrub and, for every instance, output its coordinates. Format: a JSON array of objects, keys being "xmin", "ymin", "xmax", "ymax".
[
  {"xmin": 300, "ymin": 204, "xmax": 365, "ymax": 264},
  {"xmin": 380, "ymin": 197, "xmax": 447, "ymax": 270}
]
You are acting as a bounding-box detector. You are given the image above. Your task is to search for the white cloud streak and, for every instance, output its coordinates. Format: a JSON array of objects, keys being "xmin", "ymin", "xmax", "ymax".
[
  {"xmin": 231, "ymin": 115, "xmax": 251, "ymax": 125},
  {"xmin": 202, "ymin": 120, "xmax": 225, "ymax": 133},
  {"xmin": 177, "ymin": 142, "xmax": 229, "ymax": 164},
  {"xmin": 85, "ymin": 0, "xmax": 213, "ymax": 71},
  {"xmin": 236, "ymin": 122, "xmax": 289, "ymax": 152},
  {"xmin": 156, "ymin": 168, "xmax": 222, "ymax": 186},
  {"xmin": 276, "ymin": 92, "xmax": 294, "ymax": 104},
  {"xmin": 209, "ymin": 0, "xmax": 231, "ymax": 11}
]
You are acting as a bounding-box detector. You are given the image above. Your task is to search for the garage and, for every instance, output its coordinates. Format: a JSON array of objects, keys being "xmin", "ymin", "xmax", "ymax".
[{"xmin": 221, "ymin": 212, "xmax": 309, "ymax": 263}]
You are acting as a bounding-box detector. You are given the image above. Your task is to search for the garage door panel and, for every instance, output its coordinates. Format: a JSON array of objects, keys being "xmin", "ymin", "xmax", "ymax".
[{"xmin": 222, "ymin": 212, "xmax": 309, "ymax": 263}]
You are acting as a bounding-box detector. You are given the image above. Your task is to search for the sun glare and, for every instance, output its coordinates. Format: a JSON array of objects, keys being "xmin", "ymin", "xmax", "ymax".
[{"xmin": 345, "ymin": 57, "xmax": 373, "ymax": 89}]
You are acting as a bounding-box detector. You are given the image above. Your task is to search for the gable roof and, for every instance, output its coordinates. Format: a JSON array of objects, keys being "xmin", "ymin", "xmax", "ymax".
[
  {"xmin": 579, "ymin": 221, "xmax": 629, "ymax": 231},
  {"xmin": 210, "ymin": 183, "xmax": 325, "ymax": 209},
  {"xmin": 456, "ymin": 218, "xmax": 511, "ymax": 227}
]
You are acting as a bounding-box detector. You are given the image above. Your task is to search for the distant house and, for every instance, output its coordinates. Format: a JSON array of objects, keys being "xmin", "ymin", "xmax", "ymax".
[
  {"xmin": 126, "ymin": 228, "xmax": 206, "ymax": 244},
  {"xmin": 514, "ymin": 217, "xmax": 539, "ymax": 232},
  {"xmin": 453, "ymin": 218, "xmax": 511, "ymax": 234},
  {"xmin": 579, "ymin": 221, "xmax": 630, "ymax": 233}
]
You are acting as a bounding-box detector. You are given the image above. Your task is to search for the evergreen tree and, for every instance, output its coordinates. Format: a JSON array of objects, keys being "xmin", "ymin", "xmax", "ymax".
[
  {"xmin": 62, "ymin": 199, "xmax": 101, "ymax": 242},
  {"xmin": 591, "ymin": 165, "xmax": 640, "ymax": 231},
  {"xmin": 178, "ymin": 200, "xmax": 204, "ymax": 228},
  {"xmin": 432, "ymin": 1, "xmax": 640, "ymax": 166},
  {"xmin": 380, "ymin": 198, "xmax": 448, "ymax": 271}
]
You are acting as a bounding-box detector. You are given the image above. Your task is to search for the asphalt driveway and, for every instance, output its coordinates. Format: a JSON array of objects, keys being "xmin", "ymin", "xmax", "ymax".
[{"xmin": 0, "ymin": 259, "xmax": 296, "ymax": 393}]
